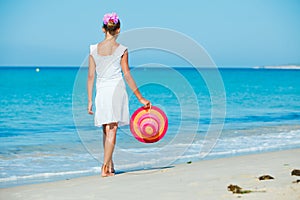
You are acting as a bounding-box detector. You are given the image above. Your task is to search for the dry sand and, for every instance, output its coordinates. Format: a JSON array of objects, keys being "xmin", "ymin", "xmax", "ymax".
[{"xmin": 1, "ymin": 149, "xmax": 299, "ymax": 200}]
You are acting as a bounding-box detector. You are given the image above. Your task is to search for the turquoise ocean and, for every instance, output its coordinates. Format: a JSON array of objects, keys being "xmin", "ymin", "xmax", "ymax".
[{"xmin": 1, "ymin": 67, "xmax": 300, "ymax": 188}]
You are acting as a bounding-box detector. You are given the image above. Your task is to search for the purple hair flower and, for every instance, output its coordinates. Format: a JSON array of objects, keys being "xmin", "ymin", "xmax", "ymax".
[{"xmin": 103, "ymin": 12, "xmax": 119, "ymax": 25}]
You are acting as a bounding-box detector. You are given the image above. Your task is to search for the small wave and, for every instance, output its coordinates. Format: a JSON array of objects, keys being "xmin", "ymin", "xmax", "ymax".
[
  {"xmin": 226, "ymin": 112, "xmax": 300, "ymax": 123},
  {"xmin": 0, "ymin": 167, "xmax": 100, "ymax": 183},
  {"xmin": 252, "ymin": 65, "xmax": 300, "ymax": 70}
]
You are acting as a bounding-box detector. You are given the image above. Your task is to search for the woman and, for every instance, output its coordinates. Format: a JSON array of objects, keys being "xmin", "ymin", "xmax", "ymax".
[{"xmin": 87, "ymin": 12, "xmax": 150, "ymax": 177}]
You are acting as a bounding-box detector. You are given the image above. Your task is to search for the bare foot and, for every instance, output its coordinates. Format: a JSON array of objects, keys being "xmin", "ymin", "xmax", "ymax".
[
  {"xmin": 101, "ymin": 164, "xmax": 115, "ymax": 177},
  {"xmin": 109, "ymin": 161, "xmax": 115, "ymax": 175},
  {"xmin": 101, "ymin": 164, "xmax": 110, "ymax": 177}
]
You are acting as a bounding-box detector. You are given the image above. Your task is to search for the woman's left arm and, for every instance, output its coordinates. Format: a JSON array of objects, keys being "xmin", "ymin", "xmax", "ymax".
[{"xmin": 87, "ymin": 55, "xmax": 96, "ymax": 114}]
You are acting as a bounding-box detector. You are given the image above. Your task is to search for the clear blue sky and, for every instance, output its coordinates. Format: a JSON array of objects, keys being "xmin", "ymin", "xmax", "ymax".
[{"xmin": 0, "ymin": 0, "xmax": 299, "ymax": 67}]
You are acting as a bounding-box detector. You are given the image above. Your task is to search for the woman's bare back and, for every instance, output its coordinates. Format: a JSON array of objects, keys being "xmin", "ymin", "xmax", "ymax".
[{"xmin": 97, "ymin": 40, "xmax": 120, "ymax": 56}]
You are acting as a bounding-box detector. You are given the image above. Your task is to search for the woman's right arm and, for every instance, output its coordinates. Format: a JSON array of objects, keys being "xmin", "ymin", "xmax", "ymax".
[{"xmin": 87, "ymin": 55, "xmax": 96, "ymax": 115}]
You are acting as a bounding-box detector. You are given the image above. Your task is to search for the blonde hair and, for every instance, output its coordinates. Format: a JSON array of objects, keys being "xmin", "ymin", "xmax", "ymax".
[{"xmin": 103, "ymin": 20, "xmax": 120, "ymax": 36}]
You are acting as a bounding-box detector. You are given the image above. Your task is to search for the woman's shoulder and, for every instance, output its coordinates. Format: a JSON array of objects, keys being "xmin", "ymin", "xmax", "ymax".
[
  {"xmin": 89, "ymin": 43, "xmax": 98, "ymax": 55},
  {"xmin": 117, "ymin": 43, "xmax": 128, "ymax": 54}
]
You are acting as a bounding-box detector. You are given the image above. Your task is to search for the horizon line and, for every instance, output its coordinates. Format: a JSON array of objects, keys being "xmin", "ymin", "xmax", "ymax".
[{"xmin": 1, "ymin": 65, "xmax": 300, "ymax": 70}]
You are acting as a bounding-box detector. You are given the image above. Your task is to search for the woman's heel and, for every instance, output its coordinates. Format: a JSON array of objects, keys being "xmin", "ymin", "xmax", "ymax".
[
  {"xmin": 101, "ymin": 164, "xmax": 115, "ymax": 177},
  {"xmin": 101, "ymin": 164, "xmax": 109, "ymax": 177},
  {"xmin": 109, "ymin": 161, "xmax": 115, "ymax": 175}
]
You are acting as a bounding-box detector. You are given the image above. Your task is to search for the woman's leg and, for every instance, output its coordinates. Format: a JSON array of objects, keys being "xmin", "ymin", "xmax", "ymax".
[
  {"xmin": 102, "ymin": 122, "xmax": 118, "ymax": 177},
  {"xmin": 102, "ymin": 125, "xmax": 115, "ymax": 174}
]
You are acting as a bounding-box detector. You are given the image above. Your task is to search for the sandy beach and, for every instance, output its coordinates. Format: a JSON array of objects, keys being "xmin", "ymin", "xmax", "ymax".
[{"xmin": 1, "ymin": 149, "xmax": 299, "ymax": 200}]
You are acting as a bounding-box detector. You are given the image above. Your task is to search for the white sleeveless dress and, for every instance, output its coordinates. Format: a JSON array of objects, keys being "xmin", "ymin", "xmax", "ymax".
[{"xmin": 90, "ymin": 44, "xmax": 129, "ymax": 127}]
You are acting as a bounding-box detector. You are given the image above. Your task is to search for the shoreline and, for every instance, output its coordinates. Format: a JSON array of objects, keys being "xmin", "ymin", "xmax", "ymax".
[{"xmin": 1, "ymin": 149, "xmax": 299, "ymax": 200}]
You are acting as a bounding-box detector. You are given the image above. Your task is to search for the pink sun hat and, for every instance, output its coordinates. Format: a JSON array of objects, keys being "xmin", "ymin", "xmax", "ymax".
[{"xmin": 130, "ymin": 106, "xmax": 168, "ymax": 143}]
